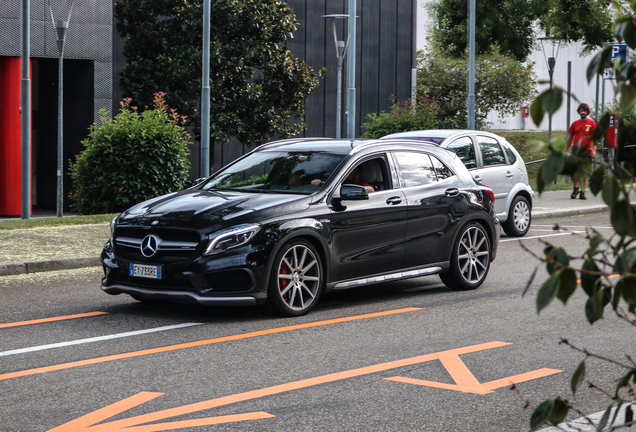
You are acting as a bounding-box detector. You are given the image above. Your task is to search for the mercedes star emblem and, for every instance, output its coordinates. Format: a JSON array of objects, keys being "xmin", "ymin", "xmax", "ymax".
[{"xmin": 141, "ymin": 234, "xmax": 160, "ymax": 258}]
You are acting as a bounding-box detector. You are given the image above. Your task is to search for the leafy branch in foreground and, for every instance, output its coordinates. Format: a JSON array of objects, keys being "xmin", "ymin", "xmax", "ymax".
[{"xmin": 525, "ymin": 1, "xmax": 636, "ymax": 429}]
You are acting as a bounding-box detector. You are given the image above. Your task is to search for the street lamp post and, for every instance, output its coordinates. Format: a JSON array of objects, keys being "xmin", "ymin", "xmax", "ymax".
[
  {"xmin": 21, "ymin": 0, "xmax": 31, "ymax": 220},
  {"xmin": 200, "ymin": 0, "xmax": 211, "ymax": 178},
  {"xmin": 539, "ymin": 36, "xmax": 561, "ymax": 147},
  {"xmin": 48, "ymin": 0, "xmax": 77, "ymax": 217},
  {"xmin": 321, "ymin": 14, "xmax": 350, "ymax": 139}
]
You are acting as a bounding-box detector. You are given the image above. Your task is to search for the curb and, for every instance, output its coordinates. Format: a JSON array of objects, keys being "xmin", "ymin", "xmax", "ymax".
[
  {"xmin": 0, "ymin": 257, "xmax": 101, "ymax": 277},
  {"xmin": 532, "ymin": 205, "xmax": 609, "ymax": 220},
  {"xmin": 0, "ymin": 206, "xmax": 611, "ymax": 278}
]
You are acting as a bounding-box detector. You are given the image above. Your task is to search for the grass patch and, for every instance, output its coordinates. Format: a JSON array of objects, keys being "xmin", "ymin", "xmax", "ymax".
[
  {"xmin": 495, "ymin": 130, "xmax": 575, "ymax": 192},
  {"xmin": 0, "ymin": 214, "xmax": 117, "ymax": 230}
]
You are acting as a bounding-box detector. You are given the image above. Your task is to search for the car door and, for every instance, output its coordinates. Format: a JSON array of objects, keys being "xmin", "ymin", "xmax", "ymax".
[
  {"xmin": 473, "ymin": 135, "xmax": 510, "ymax": 215},
  {"xmin": 392, "ymin": 150, "xmax": 459, "ymax": 268},
  {"xmin": 329, "ymin": 156, "xmax": 407, "ymax": 282}
]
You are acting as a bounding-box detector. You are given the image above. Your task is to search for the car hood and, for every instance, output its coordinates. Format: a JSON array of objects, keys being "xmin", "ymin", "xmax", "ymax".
[{"xmin": 117, "ymin": 189, "xmax": 312, "ymax": 232}]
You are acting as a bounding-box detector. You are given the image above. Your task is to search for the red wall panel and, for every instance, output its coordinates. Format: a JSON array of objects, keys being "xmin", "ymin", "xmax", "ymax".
[{"xmin": 0, "ymin": 56, "xmax": 31, "ymax": 216}]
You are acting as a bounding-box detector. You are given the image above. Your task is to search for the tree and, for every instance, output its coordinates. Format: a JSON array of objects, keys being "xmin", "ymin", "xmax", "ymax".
[
  {"xmin": 114, "ymin": 0, "xmax": 319, "ymax": 147},
  {"xmin": 525, "ymin": 2, "xmax": 636, "ymax": 429},
  {"xmin": 69, "ymin": 93, "xmax": 191, "ymax": 214},
  {"xmin": 427, "ymin": 0, "xmax": 614, "ymax": 63},
  {"xmin": 417, "ymin": 47, "xmax": 536, "ymax": 129}
]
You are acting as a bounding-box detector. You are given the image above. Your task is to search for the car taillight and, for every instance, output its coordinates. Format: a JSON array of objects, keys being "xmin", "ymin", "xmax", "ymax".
[{"xmin": 482, "ymin": 186, "xmax": 495, "ymax": 205}]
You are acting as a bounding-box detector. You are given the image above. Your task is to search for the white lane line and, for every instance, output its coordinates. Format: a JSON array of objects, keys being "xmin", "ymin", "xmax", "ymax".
[
  {"xmin": 0, "ymin": 323, "xmax": 202, "ymax": 357},
  {"xmin": 540, "ymin": 404, "xmax": 635, "ymax": 431},
  {"xmin": 532, "ymin": 224, "xmax": 613, "ymax": 229},
  {"xmin": 501, "ymin": 232, "xmax": 585, "ymax": 243}
]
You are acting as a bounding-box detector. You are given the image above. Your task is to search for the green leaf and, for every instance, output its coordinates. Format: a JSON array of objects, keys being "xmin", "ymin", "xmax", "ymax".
[
  {"xmin": 589, "ymin": 235, "xmax": 604, "ymax": 250},
  {"xmin": 585, "ymin": 286, "xmax": 605, "ymax": 324},
  {"xmin": 547, "ymin": 247, "xmax": 569, "ymax": 275},
  {"xmin": 597, "ymin": 405, "xmax": 612, "ymax": 431},
  {"xmin": 530, "ymin": 399, "xmax": 554, "ymax": 431},
  {"xmin": 542, "ymin": 88, "xmax": 563, "ymax": 115},
  {"xmin": 586, "ymin": 50, "xmax": 604, "ymax": 83},
  {"xmin": 571, "ymin": 359, "xmax": 586, "ymax": 395},
  {"xmin": 542, "ymin": 152, "xmax": 565, "ymax": 185},
  {"xmin": 613, "ymin": 279, "xmax": 624, "ymax": 311},
  {"xmin": 589, "ymin": 166, "xmax": 604, "ymax": 195},
  {"xmin": 537, "ymin": 165, "xmax": 546, "ymax": 193},
  {"xmin": 522, "ymin": 266, "xmax": 539, "ymax": 297},
  {"xmin": 557, "ymin": 268, "xmax": 577, "ymax": 305},
  {"xmin": 621, "ymin": 276, "xmax": 636, "ymax": 305},
  {"xmin": 537, "ymin": 272, "xmax": 560, "ymax": 313},
  {"xmin": 548, "ymin": 398, "xmax": 569, "ymax": 426},
  {"xmin": 611, "ymin": 199, "xmax": 634, "ymax": 237},
  {"xmin": 531, "ymin": 93, "xmax": 546, "ymax": 126},
  {"xmin": 602, "ymin": 174, "xmax": 620, "ymax": 207},
  {"xmin": 620, "ymin": 84, "xmax": 636, "ymax": 112}
]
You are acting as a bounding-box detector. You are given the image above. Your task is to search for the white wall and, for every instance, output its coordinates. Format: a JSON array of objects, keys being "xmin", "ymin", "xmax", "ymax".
[{"xmin": 416, "ymin": 1, "xmax": 611, "ymax": 131}]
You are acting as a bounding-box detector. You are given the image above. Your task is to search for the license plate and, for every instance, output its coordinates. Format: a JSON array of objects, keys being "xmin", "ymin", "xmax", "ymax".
[{"xmin": 129, "ymin": 263, "xmax": 162, "ymax": 279}]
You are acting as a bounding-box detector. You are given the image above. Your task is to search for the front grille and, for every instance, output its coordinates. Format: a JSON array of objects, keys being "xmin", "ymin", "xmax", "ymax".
[{"xmin": 114, "ymin": 228, "xmax": 201, "ymax": 264}]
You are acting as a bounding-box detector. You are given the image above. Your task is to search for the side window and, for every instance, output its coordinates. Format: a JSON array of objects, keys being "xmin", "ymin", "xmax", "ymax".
[
  {"xmin": 430, "ymin": 156, "xmax": 455, "ymax": 180},
  {"xmin": 394, "ymin": 152, "xmax": 437, "ymax": 187},
  {"xmin": 478, "ymin": 136, "xmax": 506, "ymax": 166},
  {"xmin": 446, "ymin": 137, "xmax": 476, "ymax": 169},
  {"xmin": 504, "ymin": 145, "xmax": 517, "ymax": 164}
]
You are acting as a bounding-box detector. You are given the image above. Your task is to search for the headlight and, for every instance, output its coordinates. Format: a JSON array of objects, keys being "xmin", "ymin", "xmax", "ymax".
[
  {"xmin": 204, "ymin": 224, "xmax": 260, "ymax": 256},
  {"xmin": 109, "ymin": 215, "xmax": 120, "ymax": 243}
]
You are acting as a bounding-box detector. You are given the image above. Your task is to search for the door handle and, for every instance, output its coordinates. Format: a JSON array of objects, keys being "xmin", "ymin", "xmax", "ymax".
[
  {"xmin": 506, "ymin": 172, "xmax": 514, "ymax": 178},
  {"xmin": 386, "ymin": 196, "xmax": 402, "ymax": 205},
  {"xmin": 473, "ymin": 175, "xmax": 483, "ymax": 184},
  {"xmin": 445, "ymin": 188, "xmax": 459, "ymax": 197}
]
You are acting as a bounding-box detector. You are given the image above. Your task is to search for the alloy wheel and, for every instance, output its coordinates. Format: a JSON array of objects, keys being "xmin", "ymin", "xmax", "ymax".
[
  {"xmin": 457, "ymin": 226, "xmax": 490, "ymax": 284},
  {"xmin": 276, "ymin": 244, "xmax": 321, "ymax": 312}
]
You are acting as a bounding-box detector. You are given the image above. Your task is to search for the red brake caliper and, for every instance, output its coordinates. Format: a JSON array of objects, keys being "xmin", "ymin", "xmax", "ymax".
[{"xmin": 279, "ymin": 263, "xmax": 288, "ymax": 291}]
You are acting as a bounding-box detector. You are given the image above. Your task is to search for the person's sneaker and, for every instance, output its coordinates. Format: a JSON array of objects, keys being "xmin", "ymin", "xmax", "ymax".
[
  {"xmin": 579, "ymin": 190, "xmax": 587, "ymax": 200},
  {"xmin": 571, "ymin": 187, "xmax": 580, "ymax": 199}
]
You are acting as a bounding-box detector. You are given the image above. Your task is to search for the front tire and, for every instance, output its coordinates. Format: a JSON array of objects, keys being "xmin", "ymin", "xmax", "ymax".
[
  {"xmin": 440, "ymin": 222, "xmax": 491, "ymax": 290},
  {"xmin": 502, "ymin": 195, "xmax": 531, "ymax": 237},
  {"xmin": 267, "ymin": 239, "xmax": 323, "ymax": 317}
]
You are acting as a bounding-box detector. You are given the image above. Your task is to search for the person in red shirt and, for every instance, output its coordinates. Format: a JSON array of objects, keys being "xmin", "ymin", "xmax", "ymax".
[{"xmin": 565, "ymin": 103, "xmax": 597, "ymax": 200}]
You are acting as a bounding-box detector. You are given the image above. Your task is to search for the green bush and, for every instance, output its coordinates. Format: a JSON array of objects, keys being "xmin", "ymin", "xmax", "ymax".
[
  {"xmin": 69, "ymin": 93, "xmax": 191, "ymax": 214},
  {"xmin": 361, "ymin": 94, "xmax": 438, "ymax": 138}
]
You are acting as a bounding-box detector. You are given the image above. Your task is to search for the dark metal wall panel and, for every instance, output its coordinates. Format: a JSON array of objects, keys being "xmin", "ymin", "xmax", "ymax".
[
  {"xmin": 303, "ymin": 0, "xmax": 327, "ymax": 138},
  {"xmin": 379, "ymin": 1, "xmax": 398, "ymax": 111},
  {"xmin": 396, "ymin": 0, "xmax": 414, "ymax": 103},
  {"xmin": 360, "ymin": 0, "xmax": 380, "ymax": 123}
]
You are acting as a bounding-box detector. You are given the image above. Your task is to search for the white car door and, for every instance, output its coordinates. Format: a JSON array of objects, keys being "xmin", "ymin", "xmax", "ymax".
[{"xmin": 473, "ymin": 135, "xmax": 511, "ymax": 216}]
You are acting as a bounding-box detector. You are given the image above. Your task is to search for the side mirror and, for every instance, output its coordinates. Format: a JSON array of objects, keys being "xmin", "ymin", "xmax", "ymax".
[
  {"xmin": 189, "ymin": 177, "xmax": 207, "ymax": 189},
  {"xmin": 340, "ymin": 184, "xmax": 369, "ymax": 200}
]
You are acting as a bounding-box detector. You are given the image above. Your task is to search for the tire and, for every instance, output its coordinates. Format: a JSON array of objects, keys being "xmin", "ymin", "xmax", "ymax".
[
  {"xmin": 267, "ymin": 239, "xmax": 324, "ymax": 317},
  {"xmin": 439, "ymin": 222, "xmax": 491, "ymax": 290},
  {"xmin": 502, "ymin": 195, "xmax": 531, "ymax": 237}
]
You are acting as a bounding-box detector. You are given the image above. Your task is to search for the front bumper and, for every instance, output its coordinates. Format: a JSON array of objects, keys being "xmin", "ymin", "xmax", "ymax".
[{"xmin": 100, "ymin": 240, "xmax": 270, "ymax": 306}]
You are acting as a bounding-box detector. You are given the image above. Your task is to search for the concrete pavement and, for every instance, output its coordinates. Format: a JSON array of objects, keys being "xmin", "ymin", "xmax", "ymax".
[{"xmin": 0, "ymin": 189, "xmax": 613, "ymax": 277}]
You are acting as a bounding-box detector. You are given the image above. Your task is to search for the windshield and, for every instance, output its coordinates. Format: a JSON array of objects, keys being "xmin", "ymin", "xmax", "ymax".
[{"xmin": 202, "ymin": 151, "xmax": 346, "ymax": 194}]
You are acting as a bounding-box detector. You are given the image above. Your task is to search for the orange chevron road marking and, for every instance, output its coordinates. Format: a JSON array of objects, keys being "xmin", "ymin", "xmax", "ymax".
[{"xmin": 47, "ymin": 341, "xmax": 561, "ymax": 431}]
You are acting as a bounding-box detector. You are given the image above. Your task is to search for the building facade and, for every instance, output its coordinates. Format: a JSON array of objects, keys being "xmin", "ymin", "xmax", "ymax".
[
  {"xmin": 1, "ymin": 0, "xmax": 415, "ymax": 215},
  {"xmin": 0, "ymin": 0, "xmax": 113, "ymax": 216}
]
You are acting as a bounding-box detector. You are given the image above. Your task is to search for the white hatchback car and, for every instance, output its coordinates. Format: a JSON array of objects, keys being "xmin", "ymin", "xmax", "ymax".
[{"xmin": 382, "ymin": 130, "xmax": 534, "ymax": 237}]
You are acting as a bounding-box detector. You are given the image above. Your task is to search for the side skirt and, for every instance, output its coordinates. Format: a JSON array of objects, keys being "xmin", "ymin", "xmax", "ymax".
[{"xmin": 326, "ymin": 262, "xmax": 449, "ymax": 291}]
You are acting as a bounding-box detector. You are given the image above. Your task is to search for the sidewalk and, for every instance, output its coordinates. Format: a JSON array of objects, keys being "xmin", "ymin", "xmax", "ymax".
[{"xmin": 0, "ymin": 190, "xmax": 612, "ymax": 278}]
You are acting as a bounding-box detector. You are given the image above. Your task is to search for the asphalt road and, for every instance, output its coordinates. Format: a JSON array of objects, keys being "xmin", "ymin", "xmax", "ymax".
[{"xmin": 0, "ymin": 213, "xmax": 633, "ymax": 432}]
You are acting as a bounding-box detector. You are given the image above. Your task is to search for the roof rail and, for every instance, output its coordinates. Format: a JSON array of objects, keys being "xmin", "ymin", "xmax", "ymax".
[{"xmin": 256, "ymin": 137, "xmax": 334, "ymax": 151}]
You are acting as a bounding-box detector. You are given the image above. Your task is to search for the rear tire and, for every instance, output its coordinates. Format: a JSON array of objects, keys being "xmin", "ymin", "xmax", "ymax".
[
  {"xmin": 267, "ymin": 239, "xmax": 323, "ymax": 317},
  {"xmin": 439, "ymin": 222, "xmax": 491, "ymax": 290},
  {"xmin": 502, "ymin": 195, "xmax": 531, "ymax": 237}
]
